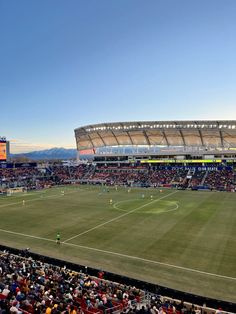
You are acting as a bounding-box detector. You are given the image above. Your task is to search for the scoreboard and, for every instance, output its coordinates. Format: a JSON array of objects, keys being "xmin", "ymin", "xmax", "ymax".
[{"xmin": 0, "ymin": 139, "xmax": 7, "ymax": 161}]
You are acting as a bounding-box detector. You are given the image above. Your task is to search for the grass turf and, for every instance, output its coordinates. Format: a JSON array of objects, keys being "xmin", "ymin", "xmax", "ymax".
[{"xmin": 0, "ymin": 185, "xmax": 235, "ymax": 302}]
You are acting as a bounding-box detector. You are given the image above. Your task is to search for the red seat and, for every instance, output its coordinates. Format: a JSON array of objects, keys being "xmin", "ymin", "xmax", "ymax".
[{"xmin": 0, "ymin": 293, "xmax": 7, "ymax": 300}]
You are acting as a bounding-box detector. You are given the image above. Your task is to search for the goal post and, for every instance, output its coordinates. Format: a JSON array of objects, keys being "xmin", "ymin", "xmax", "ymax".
[{"xmin": 6, "ymin": 187, "xmax": 25, "ymax": 195}]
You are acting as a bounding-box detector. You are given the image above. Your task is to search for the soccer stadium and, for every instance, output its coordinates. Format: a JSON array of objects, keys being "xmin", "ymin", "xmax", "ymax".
[{"xmin": 1, "ymin": 121, "xmax": 236, "ymax": 313}]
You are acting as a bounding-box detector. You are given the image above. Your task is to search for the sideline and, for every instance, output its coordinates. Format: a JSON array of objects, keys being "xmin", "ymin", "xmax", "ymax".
[{"xmin": 0, "ymin": 227, "xmax": 235, "ymax": 282}]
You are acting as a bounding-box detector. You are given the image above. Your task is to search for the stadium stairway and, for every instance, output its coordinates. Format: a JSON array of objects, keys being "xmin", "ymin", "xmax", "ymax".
[{"xmin": 201, "ymin": 170, "xmax": 209, "ymax": 186}]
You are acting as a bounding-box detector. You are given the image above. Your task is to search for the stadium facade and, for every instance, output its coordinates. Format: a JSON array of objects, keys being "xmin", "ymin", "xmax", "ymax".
[{"xmin": 75, "ymin": 120, "xmax": 236, "ymax": 163}]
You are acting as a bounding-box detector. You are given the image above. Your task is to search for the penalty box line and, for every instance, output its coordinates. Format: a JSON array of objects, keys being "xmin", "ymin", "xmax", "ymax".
[
  {"xmin": 0, "ymin": 189, "xmax": 80, "ymax": 209},
  {"xmin": 0, "ymin": 227, "xmax": 235, "ymax": 282},
  {"xmin": 63, "ymin": 190, "xmax": 178, "ymax": 243}
]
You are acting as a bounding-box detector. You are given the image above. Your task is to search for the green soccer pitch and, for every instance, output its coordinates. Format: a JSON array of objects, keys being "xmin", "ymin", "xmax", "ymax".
[{"xmin": 0, "ymin": 185, "xmax": 236, "ymax": 302}]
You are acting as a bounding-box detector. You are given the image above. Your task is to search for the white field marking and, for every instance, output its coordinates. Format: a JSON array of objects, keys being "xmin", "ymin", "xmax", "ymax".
[
  {"xmin": 113, "ymin": 198, "xmax": 144, "ymax": 211},
  {"xmin": 0, "ymin": 193, "xmax": 34, "ymax": 200},
  {"xmin": 113, "ymin": 198, "xmax": 179, "ymax": 214},
  {"xmin": 139, "ymin": 202, "xmax": 179, "ymax": 214},
  {"xmin": 0, "ymin": 227, "xmax": 235, "ymax": 282},
  {"xmin": 0, "ymin": 189, "xmax": 80, "ymax": 208},
  {"xmin": 64, "ymin": 242, "xmax": 236, "ymax": 281},
  {"xmin": 0, "ymin": 228, "xmax": 55, "ymax": 243},
  {"xmin": 63, "ymin": 191, "xmax": 178, "ymax": 243}
]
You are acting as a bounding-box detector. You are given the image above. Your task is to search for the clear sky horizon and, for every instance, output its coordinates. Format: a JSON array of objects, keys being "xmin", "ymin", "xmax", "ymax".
[{"xmin": 1, "ymin": 0, "xmax": 236, "ymax": 153}]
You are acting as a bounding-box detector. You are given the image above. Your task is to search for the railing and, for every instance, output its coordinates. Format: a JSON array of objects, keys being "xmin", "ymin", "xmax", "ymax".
[{"xmin": 104, "ymin": 304, "xmax": 121, "ymax": 314}]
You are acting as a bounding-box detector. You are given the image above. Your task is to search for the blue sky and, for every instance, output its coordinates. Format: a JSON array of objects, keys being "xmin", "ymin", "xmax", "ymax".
[{"xmin": 1, "ymin": 0, "xmax": 236, "ymax": 153}]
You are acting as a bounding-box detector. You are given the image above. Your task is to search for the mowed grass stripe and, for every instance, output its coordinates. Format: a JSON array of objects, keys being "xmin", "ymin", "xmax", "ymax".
[
  {"xmin": 157, "ymin": 191, "xmax": 236, "ymax": 276},
  {"xmin": 0, "ymin": 186, "xmax": 236, "ymax": 302},
  {"xmin": 0, "ymin": 227, "xmax": 235, "ymax": 282},
  {"xmin": 63, "ymin": 190, "xmax": 178, "ymax": 243},
  {"xmin": 177, "ymin": 193, "xmax": 236, "ymax": 274}
]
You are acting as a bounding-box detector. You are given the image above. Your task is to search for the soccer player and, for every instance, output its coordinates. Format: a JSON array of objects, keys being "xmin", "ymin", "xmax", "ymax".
[
  {"xmin": 22, "ymin": 200, "xmax": 25, "ymax": 206},
  {"xmin": 56, "ymin": 232, "xmax": 61, "ymax": 245},
  {"xmin": 109, "ymin": 199, "xmax": 113, "ymax": 205},
  {"xmin": 150, "ymin": 195, "xmax": 153, "ymax": 200}
]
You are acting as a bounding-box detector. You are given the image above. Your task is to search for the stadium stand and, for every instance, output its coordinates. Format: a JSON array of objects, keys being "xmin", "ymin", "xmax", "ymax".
[
  {"xmin": 0, "ymin": 250, "xmax": 142, "ymax": 313},
  {"xmin": 1, "ymin": 164, "xmax": 236, "ymax": 192},
  {"xmin": 0, "ymin": 248, "xmax": 234, "ymax": 314}
]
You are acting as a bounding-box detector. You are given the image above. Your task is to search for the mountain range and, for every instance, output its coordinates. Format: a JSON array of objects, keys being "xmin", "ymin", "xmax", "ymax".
[{"xmin": 11, "ymin": 148, "xmax": 77, "ymax": 160}]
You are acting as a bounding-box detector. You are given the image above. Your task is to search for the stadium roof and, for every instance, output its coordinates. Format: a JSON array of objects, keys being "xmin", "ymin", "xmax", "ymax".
[{"xmin": 75, "ymin": 120, "xmax": 236, "ymax": 151}]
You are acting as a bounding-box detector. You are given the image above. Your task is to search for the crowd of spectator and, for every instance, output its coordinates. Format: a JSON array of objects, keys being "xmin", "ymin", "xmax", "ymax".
[
  {"xmin": 147, "ymin": 169, "xmax": 188, "ymax": 187},
  {"xmin": 0, "ymin": 251, "xmax": 228, "ymax": 314},
  {"xmin": 0, "ymin": 164, "xmax": 236, "ymax": 192},
  {"xmin": 78, "ymin": 166, "xmax": 188, "ymax": 188},
  {"xmin": 204, "ymin": 169, "xmax": 236, "ymax": 192},
  {"xmin": 0, "ymin": 168, "xmax": 41, "ymax": 188},
  {"xmin": 0, "ymin": 168, "xmax": 43, "ymax": 192},
  {"xmin": 76, "ymin": 165, "xmax": 236, "ymax": 191},
  {"xmin": 0, "ymin": 250, "xmax": 145, "ymax": 314}
]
